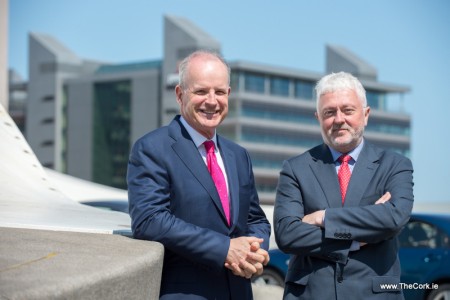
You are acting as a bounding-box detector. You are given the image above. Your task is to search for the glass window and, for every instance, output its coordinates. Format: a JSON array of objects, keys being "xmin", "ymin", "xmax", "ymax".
[
  {"xmin": 43, "ymin": 162, "xmax": 54, "ymax": 168},
  {"xmin": 93, "ymin": 80, "xmax": 131, "ymax": 189},
  {"xmin": 61, "ymin": 85, "xmax": 69, "ymax": 173},
  {"xmin": 399, "ymin": 221, "xmax": 448, "ymax": 249},
  {"xmin": 270, "ymin": 76, "xmax": 289, "ymax": 97},
  {"xmin": 41, "ymin": 117, "xmax": 54, "ymax": 124},
  {"xmin": 295, "ymin": 80, "xmax": 315, "ymax": 100},
  {"xmin": 250, "ymin": 153, "xmax": 287, "ymax": 170},
  {"xmin": 227, "ymin": 98, "xmax": 237, "ymax": 118},
  {"xmin": 242, "ymin": 128, "xmax": 322, "ymax": 148},
  {"xmin": 255, "ymin": 183, "xmax": 279, "ymax": 193},
  {"xmin": 244, "ymin": 72, "xmax": 265, "ymax": 93},
  {"xmin": 241, "ymin": 104, "xmax": 317, "ymax": 125},
  {"xmin": 230, "ymin": 72, "xmax": 240, "ymax": 92},
  {"xmin": 217, "ymin": 127, "xmax": 236, "ymax": 141},
  {"xmin": 366, "ymin": 121, "xmax": 410, "ymax": 136},
  {"xmin": 366, "ymin": 90, "xmax": 387, "ymax": 110},
  {"xmin": 42, "ymin": 95, "xmax": 54, "ymax": 102},
  {"xmin": 41, "ymin": 140, "xmax": 54, "ymax": 147}
]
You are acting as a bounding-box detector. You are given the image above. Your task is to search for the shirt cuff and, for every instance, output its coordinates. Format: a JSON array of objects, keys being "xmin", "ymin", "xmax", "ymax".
[
  {"xmin": 322, "ymin": 209, "xmax": 326, "ymax": 227},
  {"xmin": 349, "ymin": 240, "xmax": 360, "ymax": 251}
]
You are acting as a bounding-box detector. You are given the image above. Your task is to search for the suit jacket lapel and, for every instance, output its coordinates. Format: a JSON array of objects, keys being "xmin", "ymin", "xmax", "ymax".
[
  {"xmin": 309, "ymin": 144, "xmax": 343, "ymax": 209},
  {"xmin": 218, "ymin": 136, "xmax": 238, "ymax": 230},
  {"xmin": 344, "ymin": 142, "xmax": 380, "ymax": 207},
  {"xmin": 169, "ymin": 118, "xmax": 230, "ymax": 225}
]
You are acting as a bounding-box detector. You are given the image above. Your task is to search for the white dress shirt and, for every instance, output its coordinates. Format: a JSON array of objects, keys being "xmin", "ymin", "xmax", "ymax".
[{"xmin": 179, "ymin": 116, "xmax": 230, "ymax": 195}]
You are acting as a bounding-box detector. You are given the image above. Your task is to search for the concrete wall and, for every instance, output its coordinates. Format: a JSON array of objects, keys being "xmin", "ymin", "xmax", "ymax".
[
  {"xmin": 130, "ymin": 70, "xmax": 161, "ymax": 143},
  {"xmin": 66, "ymin": 79, "xmax": 94, "ymax": 180},
  {"xmin": 0, "ymin": 228, "xmax": 164, "ymax": 300},
  {"xmin": 26, "ymin": 33, "xmax": 82, "ymax": 171}
]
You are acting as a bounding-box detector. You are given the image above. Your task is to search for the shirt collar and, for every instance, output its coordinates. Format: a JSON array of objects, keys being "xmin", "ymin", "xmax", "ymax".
[
  {"xmin": 329, "ymin": 139, "xmax": 365, "ymax": 163},
  {"xmin": 179, "ymin": 116, "xmax": 217, "ymax": 148}
]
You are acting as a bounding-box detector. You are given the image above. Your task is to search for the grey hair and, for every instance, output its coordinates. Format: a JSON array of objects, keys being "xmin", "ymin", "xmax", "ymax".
[
  {"xmin": 315, "ymin": 72, "xmax": 367, "ymax": 110},
  {"xmin": 178, "ymin": 50, "xmax": 231, "ymax": 89}
]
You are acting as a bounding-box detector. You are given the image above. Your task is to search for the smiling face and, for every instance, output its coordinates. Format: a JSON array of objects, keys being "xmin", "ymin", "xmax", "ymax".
[
  {"xmin": 175, "ymin": 54, "xmax": 230, "ymax": 139},
  {"xmin": 315, "ymin": 89, "xmax": 370, "ymax": 153}
]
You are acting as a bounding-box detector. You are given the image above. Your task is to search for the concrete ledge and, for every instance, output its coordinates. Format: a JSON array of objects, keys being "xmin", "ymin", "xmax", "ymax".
[{"xmin": 0, "ymin": 227, "xmax": 164, "ymax": 300}]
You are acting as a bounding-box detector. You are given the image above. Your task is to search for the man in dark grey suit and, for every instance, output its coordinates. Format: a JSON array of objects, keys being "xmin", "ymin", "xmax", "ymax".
[
  {"xmin": 274, "ymin": 72, "xmax": 414, "ymax": 299},
  {"xmin": 127, "ymin": 50, "xmax": 270, "ymax": 299}
]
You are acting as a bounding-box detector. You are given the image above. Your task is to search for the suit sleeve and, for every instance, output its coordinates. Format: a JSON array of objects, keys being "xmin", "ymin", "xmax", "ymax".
[
  {"xmin": 274, "ymin": 160, "xmax": 352, "ymax": 264},
  {"xmin": 241, "ymin": 149, "xmax": 271, "ymax": 251},
  {"xmin": 324, "ymin": 155, "xmax": 414, "ymax": 243},
  {"xmin": 127, "ymin": 139, "xmax": 230, "ymax": 273}
]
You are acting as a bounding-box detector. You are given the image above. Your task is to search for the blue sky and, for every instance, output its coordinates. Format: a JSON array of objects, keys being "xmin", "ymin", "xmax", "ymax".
[{"xmin": 8, "ymin": 0, "xmax": 450, "ymax": 204}]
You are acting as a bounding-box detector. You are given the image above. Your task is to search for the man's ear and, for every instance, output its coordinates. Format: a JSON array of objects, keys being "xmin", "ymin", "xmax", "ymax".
[
  {"xmin": 175, "ymin": 85, "xmax": 183, "ymax": 105},
  {"xmin": 364, "ymin": 106, "xmax": 370, "ymax": 125}
]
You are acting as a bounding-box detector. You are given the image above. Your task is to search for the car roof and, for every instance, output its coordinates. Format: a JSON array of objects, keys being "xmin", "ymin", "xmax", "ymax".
[{"xmin": 410, "ymin": 212, "xmax": 450, "ymax": 232}]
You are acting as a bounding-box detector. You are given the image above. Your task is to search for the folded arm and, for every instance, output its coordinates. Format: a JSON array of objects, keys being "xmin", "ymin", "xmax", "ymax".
[
  {"xmin": 274, "ymin": 155, "xmax": 413, "ymax": 262},
  {"xmin": 323, "ymin": 157, "xmax": 414, "ymax": 244},
  {"xmin": 274, "ymin": 160, "xmax": 352, "ymax": 264}
]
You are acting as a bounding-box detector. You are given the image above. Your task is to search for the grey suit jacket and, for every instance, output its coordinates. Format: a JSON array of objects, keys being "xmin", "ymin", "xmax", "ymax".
[{"xmin": 274, "ymin": 141, "xmax": 414, "ymax": 300}]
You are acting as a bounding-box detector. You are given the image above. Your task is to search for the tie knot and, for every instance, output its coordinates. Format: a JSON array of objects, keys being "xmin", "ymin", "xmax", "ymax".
[
  {"xmin": 204, "ymin": 140, "xmax": 215, "ymax": 154},
  {"xmin": 339, "ymin": 154, "xmax": 351, "ymax": 164}
]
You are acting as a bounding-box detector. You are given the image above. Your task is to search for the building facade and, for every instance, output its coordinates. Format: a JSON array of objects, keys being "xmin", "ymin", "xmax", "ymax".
[
  {"xmin": 13, "ymin": 15, "xmax": 410, "ymax": 204},
  {"xmin": 222, "ymin": 57, "xmax": 409, "ymax": 203},
  {"xmin": 0, "ymin": 0, "xmax": 8, "ymax": 110}
]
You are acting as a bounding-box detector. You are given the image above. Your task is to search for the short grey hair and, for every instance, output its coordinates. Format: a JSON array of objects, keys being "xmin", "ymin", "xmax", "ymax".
[
  {"xmin": 178, "ymin": 50, "xmax": 231, "ymax": 89},
  {"xmin": 315, "ymin": 72, "xmax": 367, "ymax": 110}
]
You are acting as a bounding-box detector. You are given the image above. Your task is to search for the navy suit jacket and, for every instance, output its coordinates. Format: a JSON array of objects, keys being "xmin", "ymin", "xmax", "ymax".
[
  {"xmin": 274, "ymin": 141, "xmax": 414, "ymax": 300},
  {"xmin": 127, "ymin": 116, "xmax": 270, "ymax": 300}
]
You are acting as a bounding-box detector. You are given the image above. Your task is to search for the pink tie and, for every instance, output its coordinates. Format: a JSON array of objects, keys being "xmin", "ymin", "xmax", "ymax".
[
  {"xmin": 338, "ymin": 154, "xmax": 352, "ymax": 204},
  {"xmin": 204, "ymin": 141, "xmax": 230, "ymax": 225}
]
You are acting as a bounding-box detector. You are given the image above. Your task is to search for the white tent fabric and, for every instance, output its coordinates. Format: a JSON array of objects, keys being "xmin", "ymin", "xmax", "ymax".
[
  {"xmin": 45, "ymin": 168, "xmax": 128, "ymax": 203},
  {"xmin": 0, "ymin": 103, "xmax": 131, "ymax": 234}
]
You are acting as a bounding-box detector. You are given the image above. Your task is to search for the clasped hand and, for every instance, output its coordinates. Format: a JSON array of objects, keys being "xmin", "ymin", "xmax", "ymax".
[{"xmin": 224, "ymin": 236, "xmax": 270, "ymax": 279}]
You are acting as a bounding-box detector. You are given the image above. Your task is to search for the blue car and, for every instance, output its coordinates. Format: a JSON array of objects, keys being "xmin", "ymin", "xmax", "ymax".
[
  {"xmin": 255, "ymin": 213, "xmax": 450, "ymax": 300},
  {"xmin": 399, "ymin": 213, "xmax": 450, "ymax": 300}
]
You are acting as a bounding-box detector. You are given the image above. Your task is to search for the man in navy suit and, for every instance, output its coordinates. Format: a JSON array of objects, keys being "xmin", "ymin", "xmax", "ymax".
[
  {"xmin": 274, "ymin": 72, "xmax": 414, "ymax": 299},
  {"xmin": 127, "ymin": 50, "xmax": 271, "ymax": 300}
]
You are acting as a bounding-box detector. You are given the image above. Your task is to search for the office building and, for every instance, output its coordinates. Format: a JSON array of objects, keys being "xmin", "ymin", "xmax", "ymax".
[{"xmin": 1, "ymin": 0, "xmax": 8, "ymax": 110}]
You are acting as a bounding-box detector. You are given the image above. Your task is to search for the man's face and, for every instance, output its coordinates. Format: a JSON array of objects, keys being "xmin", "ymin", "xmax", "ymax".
[
  {"xmin": 175, "ymin": 55, "xmax": 230, "ymax": 139},
  {"xmin": 315, "ymin": 89, "xmax": 370, "ymax": 153}
]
